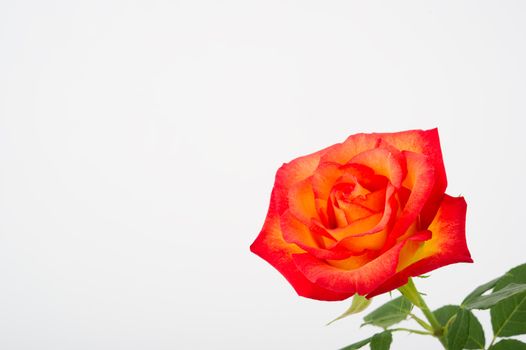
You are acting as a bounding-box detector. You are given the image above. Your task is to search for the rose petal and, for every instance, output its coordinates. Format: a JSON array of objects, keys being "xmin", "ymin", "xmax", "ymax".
[
  {"xmin": 349, "ymin": 148, "xmax": 405, "ymax": 188},
  {"xmin": 353, "ymin": 188, "xmax": 387, "ymax": 212},
  {"xmin": 328, "ymin": 213, "xmax": 383, "ymax": 241},
  {"xmin": 273, "ymin": 147, "xmax": 329, "ymax": 215},
  {"xmin": 291, "ymin": 231, "xmax": 432, "ymax": 295},
  {"xmin": 281, "ymin": 211, "xmax": 354, "ymax": 260},
  {"xmin": 312, "ymin": 162, "xmax": 343, "ymax": 202},
  {"xmin": 250, "ymin": 189, "xmax": 353, "ymax": 301},
  {"xmin": 287, "ymin": 176, "xmax": 317, "ymax": 224},
  {"xmin": 332, "ymin": 203, "xmax": 349, "ymax": 227},
  {"xmin": 341, "ymin": 202, "xmax": 375, "ymax": 222},
  {"xmin": 312, "ymin": 162, "xmax": 384, "ymax": 227},
  {"xmin": 320, "ymin": 133, "xmax": 379, "ymax": 165},
  {"xmin": 328, "ymin": 184, "xmax": 398, "ymax": 242},
  {"xmin": 387, "ymin": 151, "xmax": 435, "ymax": 242},
  {"xmin": 326, "ymin": 250, "xmax": 378, "ymax": 270},
  {"xmin": 337, "ymin": 227, "xmax": 389, "ymax": 254},
  {"xmin": 380, "ymin": 128, "xmax": 447, "ymax": 227},
  {"xmin": 338, "ymin": 163, "xmax": 387, "ymax": 191},
  {"xmin": 366, "ymin": 195, "xmax": 472, "ymax": 297}
]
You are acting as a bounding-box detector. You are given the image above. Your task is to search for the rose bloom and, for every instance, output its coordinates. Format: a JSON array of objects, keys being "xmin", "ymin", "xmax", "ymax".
[{"xmin": 250, "ymin": 129, "xmax": 472, "ymax": 301}]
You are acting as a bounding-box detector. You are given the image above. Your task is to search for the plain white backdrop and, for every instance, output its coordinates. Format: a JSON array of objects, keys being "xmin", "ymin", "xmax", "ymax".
[{"xmin": 1, "ymin": 1, "xmax": 526, "ymax": 349}]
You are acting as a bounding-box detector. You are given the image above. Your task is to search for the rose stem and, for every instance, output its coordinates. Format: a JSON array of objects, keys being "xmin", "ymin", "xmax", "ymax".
[{"xmin": 398, "ymin": 278, "xmax": 447, "ymax": 349}]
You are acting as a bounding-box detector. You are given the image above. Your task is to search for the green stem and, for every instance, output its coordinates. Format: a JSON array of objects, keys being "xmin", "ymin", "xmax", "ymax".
[
  {"xmin": 409, "ymin": 312, "xmax": 434, "ymax": 332},
  {"xmin": 399, "ymin": 278, "xmax": 447, "ymax": 349},
  {"xmin": 391, "ymin": 327, "xmax": 434, "ymax": 336}
]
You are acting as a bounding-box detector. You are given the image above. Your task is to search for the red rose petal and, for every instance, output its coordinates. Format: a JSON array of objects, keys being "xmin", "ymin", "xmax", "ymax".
[
  {"xmin": 291, "ymin": 231, "xmax": 432, "ymax": 295},
  {"xmin": 387, "ymin": 151, "xmax": 435, "ymax": 242},
  {"xmin": 250, "ymin": 191, "xmax": 354, "ymax": 301},
  {"xmin": 349, "ymin": 147, "xmax": 405, "ymax": 188},
  {"xmin": 367, "ymin": 195, "xmax": 472, "ymax": 297}
]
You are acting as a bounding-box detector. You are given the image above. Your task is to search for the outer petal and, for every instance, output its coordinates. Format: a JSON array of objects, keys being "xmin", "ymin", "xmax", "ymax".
[
  {"xmin": 367, "ymin": 195, "xmax": 472, "ymax": 297},
  {"xmin": 386, "ymin": 151, "xmax": 435, "ymax": 244},
  {"xmin": 273, "ymin": 145, "xmax": 332, "ymax": 215},
  {"xmin": 320, "ymin": 132, "xmax": 379, "ymax": 165},
  {"xmin": 250, "ymin": 193, "xmax": 353, "ymax": 301},
  {"xmin": 381, "ymin": 128, "xmax": 447, "ymax": 227},
  {"xmin": 291, "ymin": 231, "xmax": 432, "ymax": 295}
]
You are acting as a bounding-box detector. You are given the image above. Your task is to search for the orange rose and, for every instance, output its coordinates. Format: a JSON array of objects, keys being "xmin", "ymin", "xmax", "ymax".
[{"xmin": 250, "ymin": 129, "xmax": 472, "ymax": 301}]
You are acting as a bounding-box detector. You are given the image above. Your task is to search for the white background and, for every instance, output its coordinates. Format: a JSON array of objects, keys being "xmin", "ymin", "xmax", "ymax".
[{"xmin": 1, "ymin": 1, "xmax": 525, "ymax": 349}]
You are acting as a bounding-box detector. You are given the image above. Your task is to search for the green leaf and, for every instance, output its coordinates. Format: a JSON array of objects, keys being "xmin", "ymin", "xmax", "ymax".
[
  {"xmin": 339, "ymin": 337, "xmax": 372, "ymax": 350},
  {"xmin": 434, "ymin": 305, "xmax": 459, "ymax": 326},
  {"xmin": 434, "ymin": 305, "xmax": 485, "ymax": 349},
  {"xmin": 462, "ymin": 277, "xmax": 502, "ymax": 306},
  {"xmin": 463, "ymin": 283, "xmax": 526, "ymax": 310},
  {"xmin": 464, "ymin": 313, "xmax": 485, "ymax": 349},
  {"xmin": 363, "ymin": 296, "xmax": 413, "ymax": 329},
  {"xmin": 489, "ymin": 339, "xmax": 526, "ymax": 350},
  {"xmin": 491, "ymin": 263, "xmax": 526, "ymax": 337},
  {"xmin": 328, "ymin": 295, "xmax": 372, "ymax": 325},
  {"xmin": 370, "ymin": 331, "xmax": 393, "ymax": 350},
  {"xmin": 445, "ymin": 308, "xmax": 470, "ymax": 350}
]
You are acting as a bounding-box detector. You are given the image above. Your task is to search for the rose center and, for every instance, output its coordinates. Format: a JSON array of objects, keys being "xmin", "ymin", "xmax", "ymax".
[{"xmin": 327, "ymin": 182, "xmax": 375, "ymax": 228}]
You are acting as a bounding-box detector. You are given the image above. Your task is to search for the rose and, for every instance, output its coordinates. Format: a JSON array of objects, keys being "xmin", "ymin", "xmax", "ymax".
[{"xmin": 250, "ymin": 129, "xmax": 472, "ymax": 301}]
